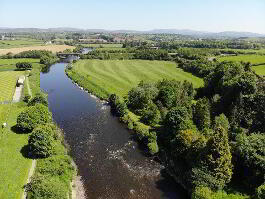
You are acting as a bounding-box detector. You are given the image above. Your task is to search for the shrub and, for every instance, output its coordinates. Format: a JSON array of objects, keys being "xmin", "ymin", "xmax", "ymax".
[
  {"xmin": 134, "ymin": 122, "xmax": 150, "ymax": 140},
  {"xmin": 192, "ymin": 186, "xmax": 212, "ymax": 199},
  {"xmin": 28, "ymin": 124, "xmax": 56, "ymax": 158},
  {"xmin": 148, "ymin": 142, "xmax": 159, "ymax": 155},
  {"xmin": 17, "ymin": 104, "xmax": 52, "ymax": 132},
  {"xmin": 140, "ymin": 103, "xmax": 161, "ymax": 125},
  {"xmin": 26, "ymin": 175, "xmax": 69, "ymax": 199},
  {"xmin": 16, "ymin": 62, "xmax": 32, "ymax": 70},
  {"xmin": 165, "ymin": 106, "xmax": 195, "ymax": 132},
  {"xmin": 23, "ymin": 94, "xmax": 31, "ymax": 103},
  {"xmin": 28, "ymin": 93, "xmax": 48, "ymax": 107},
  {"xmin": 256, "ymin": 184, "xmax": 265, "ymax": 199}
]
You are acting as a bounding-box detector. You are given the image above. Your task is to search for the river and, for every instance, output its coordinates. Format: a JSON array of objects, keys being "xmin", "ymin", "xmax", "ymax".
[{"xmin": 40, "ymin": 62, "xmax": 188, "ymax": 199}]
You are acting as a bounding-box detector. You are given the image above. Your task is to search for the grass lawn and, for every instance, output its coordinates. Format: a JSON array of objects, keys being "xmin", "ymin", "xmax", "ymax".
[
  {"xmin": 0, "ymin": 59, "xmax": 41, "ymax": 101},
  {"xmin": 0, "ymin": 103, "xmax": 32, "ymax": 199},
  {"xmin": 218, "ymin": 54, "xmax": 265, "ymax": 65},
  {"xmin": 252, "ymin": 64, "xmax": 265, "ymax": 76},
  {"xmin": 0, "ymin": 71, "xmax": 25, "ymax": 102},
  {"xmin": 0, "ymin": 39, "xmax": 44, "ymax": 49},
  {"xmin": 67, "ymin": 59, "xmax": 203, "ymax": 99}
]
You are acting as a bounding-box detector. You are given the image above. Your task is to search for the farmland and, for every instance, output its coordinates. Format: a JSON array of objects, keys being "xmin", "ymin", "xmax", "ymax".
[
  {"xmin": 0, "ymin": 45, "xmax": 75, "ymax": 55},
  {"xmin": 252, "ymin": 64, "xmax": 265, "ymax": 76},
  {"xmin": 0, "ymin": 71, "xmax": 25, "ymax": 102},
  {"xmin": 0, "ymin": 39, "xmax": 44, "ymax": 49},
  {"xmin": 66, "ymin": 59, "xmax": 203, "ymax": 99},
  {"xmin": 218, "ymin": 54, "xmax": 265, "ymax": 65}
]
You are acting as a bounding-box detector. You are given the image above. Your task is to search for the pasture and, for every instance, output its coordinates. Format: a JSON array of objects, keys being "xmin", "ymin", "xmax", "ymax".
[
  {"xmin": 0, "ymin": 71, "xmax": 25, "ymax": 102},
  {"xmin": 252, "ymin": 64, "xmax": 265, "ymax": 76},
  {"xmin": 0, "ymin": 45, "xmax": 75, "ymax": 55},
  {"xmin": 218, "ymin": 54, "xmax": 265, "ymax": 65},
  {"xmin": 81, "ymin": 43, "xmax": 123, "ymax": 48},
  {"xmin": 67, "ymin": 59, "xmax": 203, "ymax": 99},
  {"xmin": 0, "ymin": 39, "xmax": 43, "ymax": 49}
]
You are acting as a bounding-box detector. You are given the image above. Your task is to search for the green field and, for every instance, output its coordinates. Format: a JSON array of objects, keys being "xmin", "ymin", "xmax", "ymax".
[
  {"xmin": 252, "ymin": 64, "xmax": 265, "ymax": 76},
  {"xmin": 218, "ymin": 54, "xmax": 265, "ymax": 65},
  {"xmin": 0, "ymin": 71, "xmax": 25, "ymax": 102},
  {"xmin": 0, "ymin": 59, "xmax": 41, "ymax": 101},
  {"xmin": 0, "ymin": 39, "xmax": 44, "ymax": 49},
  {"xmin": 0, "ymin": 103, "xmax": 32, "ymax": 199},
  {"xmin": 82, "ymin": 43, "xmax": 123, "ymax": 48},
  {"xmin": 67, "ymin": 60, "xmax": 203, "ymax": 99}
]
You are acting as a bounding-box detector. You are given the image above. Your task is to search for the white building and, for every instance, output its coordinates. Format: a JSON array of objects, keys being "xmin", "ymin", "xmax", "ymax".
[{"xmin": 0, "ymin": 35, "xmax": 5, "ymax": 40}]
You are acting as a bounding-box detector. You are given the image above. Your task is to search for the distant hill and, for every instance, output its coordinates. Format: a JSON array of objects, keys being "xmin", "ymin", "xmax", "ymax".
[{"xmin": 0, "ymin": 27, "xmax": 264, "ymax": 38}]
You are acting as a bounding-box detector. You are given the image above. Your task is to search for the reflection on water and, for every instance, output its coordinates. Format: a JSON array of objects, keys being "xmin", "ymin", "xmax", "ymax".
[{"xmin": 40, "ymin": 63, "xmax": 188, "ymax": 199}]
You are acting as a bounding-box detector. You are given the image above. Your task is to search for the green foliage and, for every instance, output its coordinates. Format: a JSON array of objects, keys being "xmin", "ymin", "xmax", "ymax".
[
  {"xmin": 133, "ymin": 121, "xmax": 150, "ymax": 140},
  {"xmin": 192, "ymin": 186, "xmax": 212, "ymax": 199},
  {"xmin": 14, "ymin": 50, "xmax": 54, "ymax": 59},
  {"xmin": 214, "ymin": 114, "xmax": 230, "ymax": 132},
  {"xmin": 140, "ymin": 102, "xmax": 161, "ymax": 125},
  {"xmin": 28, "ymin": 124, "xmax": 56, "ymax": 158},
  {"xmin": 17, "ymin": 104, "xmax": 53, "ymax": 132},
  {"xmin": 165, "ymin": 106, "xmax": 194, "ymax": 132},
  {"xmin": 193, "ymin": 97, "xmax": 211, "ymax": 130},
  {"xmin": 40, "ymin": 54, "xmax": 57, "ymax": 66},
  {"xmin": 127, "ymin": 81, "xmax": 159, "ymax": 111},
  {"xmin": 202, "ymin": 127, "xmax": 233, "ymax": 190},
  {"xmin": 235, "ymin": 133, "xmax": 265, "ymax": 189},
  {"xmin": 109, "ymin": 94, "xmax": 127, "ymax": 117},
  {"xmin": 256, "ymin": 184, "xmax": 265, "ymax": 199},
  {"xmin": 148, "ymin": 141, "xmax": 159, "ymax": 155},
  {"xmin": 16, "ymin": 62, "xmax": 32, "ymax": 70},
  {"xmin": 28, "ymin": 93, "xmax": 48, "ymax": 107},
  {"xmin": 26, "ymin": 175, "xmax": 69, "ymax": 199}
]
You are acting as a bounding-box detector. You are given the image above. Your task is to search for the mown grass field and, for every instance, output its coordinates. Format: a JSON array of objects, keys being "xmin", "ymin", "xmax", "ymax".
[
  {"xmin": 252, "ymin": 64, "xmax": 265, "ymax": 76},
  {"xmin": 0, "ymin": 39, "xmax": 44, "ymax": 49},
  {"xmin": 67, "ymin": 60, "xmax": 203, "ymax": 99},
  {"xmin": 0, "ymin": 58, "xmax": 41, "ymax": 101},
  {"xmin": 0, "ymin": 45, "xmax": 75, "ymax": 55},
  {"xmin": 0, "ymin": 103, "xmax": 32, "ymax": 199},
  {"xmin": 0, "ymin": 71, "xmax": 25, "ymax": 102},
  {"xmin": 218, "ymin": 54, "xmax": 265, "ymax": 65}
]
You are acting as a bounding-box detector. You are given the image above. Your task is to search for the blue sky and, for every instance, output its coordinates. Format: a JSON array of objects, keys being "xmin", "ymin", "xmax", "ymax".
[{"xmin": 0, "ymin": 0, "xmax": 265, "ymax": 33}]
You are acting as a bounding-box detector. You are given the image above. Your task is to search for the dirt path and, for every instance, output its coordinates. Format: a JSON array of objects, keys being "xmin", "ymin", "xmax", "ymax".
[{"xmin": 21, "ymin": 159, "xmax": 36, "ymax": 199}]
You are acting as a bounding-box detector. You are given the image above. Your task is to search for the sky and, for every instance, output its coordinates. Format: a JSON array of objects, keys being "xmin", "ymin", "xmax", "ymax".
[{"xmin": 0, "ymin": 0, "xmax": 265, "ymax": 34}]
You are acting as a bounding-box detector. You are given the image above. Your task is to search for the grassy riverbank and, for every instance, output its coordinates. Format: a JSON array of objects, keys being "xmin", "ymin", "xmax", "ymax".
[
  {"xmin": 0, "ymin": 58, "xmax": 75, "ymax": 198},
  {"xmin": 66, "ymin": 59, "xmax": 203, "ymax": 99}
]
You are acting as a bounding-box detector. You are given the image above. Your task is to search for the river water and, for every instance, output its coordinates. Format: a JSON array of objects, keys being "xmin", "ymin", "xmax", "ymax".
[{"xmin": 40, "ymin": 63, "xmax": 188, "ymax": 199}]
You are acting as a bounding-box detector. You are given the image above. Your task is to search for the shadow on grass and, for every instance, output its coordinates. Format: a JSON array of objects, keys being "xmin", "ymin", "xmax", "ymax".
[
  {"xmin": 20, "ymin": 145, "xmax": 33, "ymax": 159},
  {"xmin": 11, "ymin": 125, "xmax": 31, "ymax": 134}
]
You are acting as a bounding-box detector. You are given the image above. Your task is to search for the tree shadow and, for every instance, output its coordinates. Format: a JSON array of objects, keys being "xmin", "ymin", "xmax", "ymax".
[
  {"xmin": 155, "ymin": 169, "xmax": 189, "ymax": 199},
  {"xmin": 11, "ymin": 125, "xmax": 30, "ymax": 134},
  {"xmin": 20, "ymin": 145, "xmax": 33, "ymax": 159}
]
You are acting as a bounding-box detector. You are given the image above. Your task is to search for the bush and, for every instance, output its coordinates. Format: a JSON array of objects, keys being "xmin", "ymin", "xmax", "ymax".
[
  {"xmin": 134, "ymin": 122, "xmax": 150, "ymax": 140},
  {"xmin": 148, "ymin": 141, "xmax": 159, "ymax": 155},
  {"xmin": 23, "ymin": 94, "xmax": 31, "ymax": 103},
  {"xmin": 28, "ymin": 93, "xmax": 48, "ymax": 107},
  {"xmin": 192, "ymin": 186, "xmax": 212, "ymax": 199},
  {"xmin": 165, "ymin": 106, "xmax": 195, "ymax": 132},
  {"xmin": 28, "ymin": 124, "xmax": 56, "ymax": 158},
  {"xmin": 140, "ymin": 103, "xmax": 161, "ymax": 125},
  {"xmin": 256, "ymin": 184, "xmax": 265, "ymax": 199},
  {"xmin": 40, "ymin": 54, "xmax": 57, "ymax": 66},
  {"xmin": 108, "ymin": 94, "xmax": 127, "ymax": 117},
  {"xmin": 17, "ymin": 104, "xmax": 53, "ymax": 132},
  {"xmin": 16, "ymin": 62, "xmax": 32, "ymax": 70},
  {"xmin": 26, "ymin": 175, "xmax": 69, "ymax": 199}
]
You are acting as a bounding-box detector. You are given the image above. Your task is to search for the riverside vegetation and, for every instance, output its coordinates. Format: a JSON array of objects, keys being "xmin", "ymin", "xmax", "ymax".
[
  {"xmin": 66, "ymin": 38, "xmax": 265, "ymax": 199},
  {"xmin": 1, "ymin": 34, "xmax": 265, "ymax": 198},
  {"xmin": 0, "ymin": 56, "xmax": 74, "ymax": 199}
]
